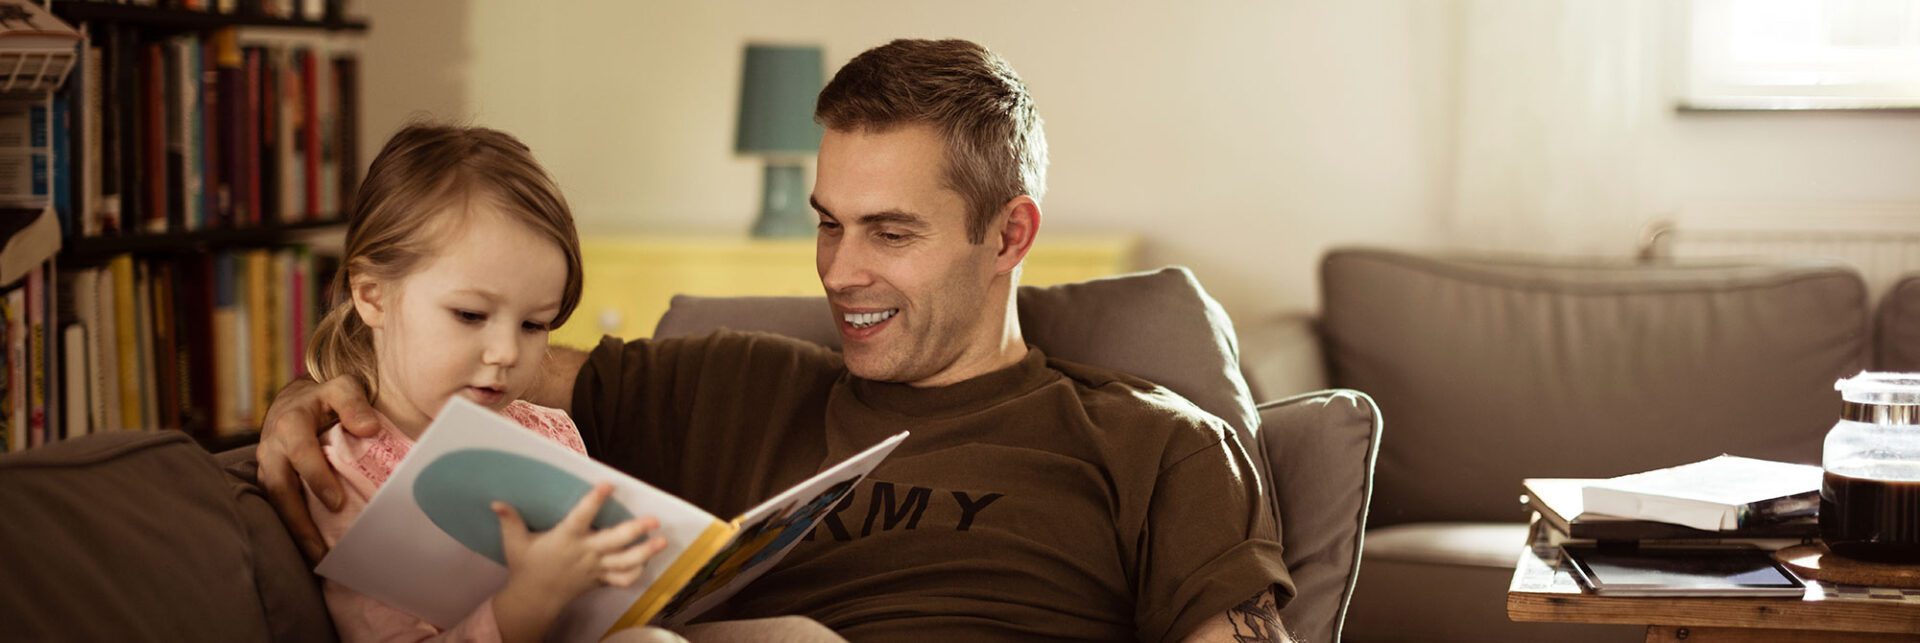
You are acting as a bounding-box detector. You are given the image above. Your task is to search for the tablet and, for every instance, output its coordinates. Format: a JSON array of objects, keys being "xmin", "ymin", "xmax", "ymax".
[{"xmin": 1560, "ymin": 543, "xmax": 1807, "ymax": 597}]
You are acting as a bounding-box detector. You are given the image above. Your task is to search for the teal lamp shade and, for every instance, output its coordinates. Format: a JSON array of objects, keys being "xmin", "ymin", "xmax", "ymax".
[{"xmin": 737, "ymin": 45, "xmax": 824, "ymax": 236}]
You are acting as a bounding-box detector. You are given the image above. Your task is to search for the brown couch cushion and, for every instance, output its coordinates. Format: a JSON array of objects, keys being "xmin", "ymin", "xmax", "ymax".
[
  {"xmin": 1322, "ymin": 248, "xmax": 1868, "ymax": 526},
  {"xmin": 651, "ymin": 267, "xmax": 1262, "ymax": 463},
  {"xmin": 1876, "ymin": 274, "xmax": 1920, "ymax": 371},
  {"xmin": 1261, "ymin": 390, "xmax": 1379, "ymax": 643},
  {"xmin": 0, "ymin": 431, "xmax": 333, "ymax": 642}
]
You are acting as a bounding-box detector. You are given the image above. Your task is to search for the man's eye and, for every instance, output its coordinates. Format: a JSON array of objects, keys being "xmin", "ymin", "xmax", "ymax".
[
  {"xmin": 877, "ymin": 231, "xmax": 909, "ymax": 243},
  {"xmin": 817, "ymin": 221, "xmax": 841, "ymax": 232},
  {"xmin": 453, "ymin": 310, "xmax": 486, "ymax": 324}
]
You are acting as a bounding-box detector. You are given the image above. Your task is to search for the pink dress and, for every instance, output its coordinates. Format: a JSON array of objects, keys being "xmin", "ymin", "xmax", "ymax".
[{"xmin": 306, "ymin": 400, "xmax": 589, "ymax": 643}]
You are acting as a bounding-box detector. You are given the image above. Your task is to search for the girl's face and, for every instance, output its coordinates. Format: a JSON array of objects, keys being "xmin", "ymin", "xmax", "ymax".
[{"xmin": 354, "ymin": 203, "xmax": 570, "ymax": 438}]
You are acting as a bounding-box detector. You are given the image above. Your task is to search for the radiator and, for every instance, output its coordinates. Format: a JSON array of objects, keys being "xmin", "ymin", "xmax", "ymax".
[{"xmin": 1639, "ymin": 202, "xmax": 1920, "ymax": 306}]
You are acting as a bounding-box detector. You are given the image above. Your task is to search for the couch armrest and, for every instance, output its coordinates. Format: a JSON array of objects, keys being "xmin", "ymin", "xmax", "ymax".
[{"xmin": 1237, "ymin": 311, "xmax": 1328, "ymax": 401}]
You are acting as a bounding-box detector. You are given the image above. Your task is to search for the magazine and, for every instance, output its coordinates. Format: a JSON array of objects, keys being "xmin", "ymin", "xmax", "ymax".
[{"xmin": 316, "ymin": 397, "xmax": 907, "ymax": 641}]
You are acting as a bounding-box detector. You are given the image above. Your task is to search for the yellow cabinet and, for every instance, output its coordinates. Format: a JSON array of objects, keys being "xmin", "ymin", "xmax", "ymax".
[{"xmin": 552, "ymin": 235, "xmax": 1139, "ymax": 347}]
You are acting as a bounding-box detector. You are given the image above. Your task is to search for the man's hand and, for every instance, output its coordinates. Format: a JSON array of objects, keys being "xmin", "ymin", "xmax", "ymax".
[
  {"xmin": 256, "ymin": 375, "xmax": 385, "ymax": 563},
  {"xmin": 1181, "ymin": 588, "xmax": 1293, "ymax": 643}
]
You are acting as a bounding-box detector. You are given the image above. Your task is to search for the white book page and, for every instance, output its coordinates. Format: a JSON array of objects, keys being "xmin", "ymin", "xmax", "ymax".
[{"xmin": 316, "ymin": 398, "xmax": 720, "ymax": 642}]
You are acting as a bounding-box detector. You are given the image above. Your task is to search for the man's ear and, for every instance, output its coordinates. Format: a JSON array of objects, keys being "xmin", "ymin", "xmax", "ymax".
[
  {"xmin": 350, "ymin": 273, "xmax": 389, "ymax": 329},
  {"xmin": 992, "ymin": 196, "xmax": 1041, "ymax": 276}
]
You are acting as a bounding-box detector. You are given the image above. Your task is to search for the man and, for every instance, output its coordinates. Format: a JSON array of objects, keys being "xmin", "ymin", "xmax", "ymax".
[{"xmin": 260, "ymin": 39, "xmax": 1295, "ymax": 642}]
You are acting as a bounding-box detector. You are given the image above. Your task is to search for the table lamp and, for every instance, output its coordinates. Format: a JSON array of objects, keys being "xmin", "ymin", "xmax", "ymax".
[{"xmin": 737, "ymin": 44, "xmax": 825, "ymax": 237}]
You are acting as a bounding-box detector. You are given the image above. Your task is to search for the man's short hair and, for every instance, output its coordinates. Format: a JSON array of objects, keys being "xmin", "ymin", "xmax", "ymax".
[{"xmin": 815, "ymin": 39, "xmax": 1049, "ymax": 244}]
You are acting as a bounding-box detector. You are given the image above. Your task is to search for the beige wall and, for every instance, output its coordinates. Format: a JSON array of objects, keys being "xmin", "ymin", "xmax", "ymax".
[
  {"xmin": 359, "ymin": 1, "xmax": 1456, "ymax": 320},
  {"xmin": 357, "ymin": 1, "xmax": 1920, "ymax": 319}
]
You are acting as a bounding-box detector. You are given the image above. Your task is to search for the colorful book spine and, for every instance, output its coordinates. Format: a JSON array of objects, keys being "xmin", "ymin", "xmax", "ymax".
[
  {"xmin": 25, "ymin": 265, "xmax": 44, "ymax": 447},
  {"xmin": 108, "ymin": 255, "xmax": 139, "ymax": 430},
  {"xmin": 5, "ymin": 287, "xmax": 22, "ymax": 452}
]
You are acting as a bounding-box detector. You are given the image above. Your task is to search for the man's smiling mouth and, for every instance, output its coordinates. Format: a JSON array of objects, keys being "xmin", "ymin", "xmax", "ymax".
[{"xmin": 845, "ymin": 309, "xmax": 898, "ymax": 329}]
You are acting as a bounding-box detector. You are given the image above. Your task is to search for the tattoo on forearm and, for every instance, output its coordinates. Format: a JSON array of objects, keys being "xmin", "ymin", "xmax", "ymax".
[{"xmin": 1227, "ymin": 589, "xmax": 1286, "ymax": 643}]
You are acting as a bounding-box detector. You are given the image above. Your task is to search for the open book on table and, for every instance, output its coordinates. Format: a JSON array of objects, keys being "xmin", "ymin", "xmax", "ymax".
[{"xmin": 316, "ymin": 397, "xmax": 907, "ymax": 641}]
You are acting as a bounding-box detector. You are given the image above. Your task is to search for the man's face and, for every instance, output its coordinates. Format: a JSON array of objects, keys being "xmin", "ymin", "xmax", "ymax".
[{"xmin": 812, "ymin": 124, "xmax": 1002, "ymax": 385}]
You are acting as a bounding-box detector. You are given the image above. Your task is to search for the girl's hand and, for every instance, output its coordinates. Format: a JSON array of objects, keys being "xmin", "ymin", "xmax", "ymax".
[{"xmin": 493, "ymin": 483, "xmax": 672, "ymax": 602}]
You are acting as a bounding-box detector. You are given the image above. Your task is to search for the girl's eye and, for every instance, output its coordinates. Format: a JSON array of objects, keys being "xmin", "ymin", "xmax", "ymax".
[
  {"xmin": 521, "ymin": 320, "xmax": 551, "ymax": 333},
  {"xmin": 453, "ymin": 310, "xmax": 486, "ymax": 324}
]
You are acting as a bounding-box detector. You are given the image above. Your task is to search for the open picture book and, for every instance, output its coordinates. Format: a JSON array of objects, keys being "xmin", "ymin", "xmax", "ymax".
[{"xmin": 316, "ymin": 397, "xmax": 908, "ymax": 641}]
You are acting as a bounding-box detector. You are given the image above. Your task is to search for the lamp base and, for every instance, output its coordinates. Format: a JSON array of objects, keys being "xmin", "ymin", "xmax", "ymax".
[{"xmin": 751, "ymin": 163, "xmax": 814, "ymax": 237}]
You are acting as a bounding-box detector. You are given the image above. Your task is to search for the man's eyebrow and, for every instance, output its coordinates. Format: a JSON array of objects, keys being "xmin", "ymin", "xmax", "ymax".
[
  {"xmin": 809, "ymin": 196, "xmax": 930, "ymax": 229},
  {"xmin": 856, "ymin": 211, "xmax": 930, "ymax": 229}
]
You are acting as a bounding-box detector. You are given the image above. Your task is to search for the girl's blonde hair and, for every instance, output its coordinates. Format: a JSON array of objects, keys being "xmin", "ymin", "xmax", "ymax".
[{"xmin": 305, "ymin": 124, "xmax": 583, "ymax": 398}]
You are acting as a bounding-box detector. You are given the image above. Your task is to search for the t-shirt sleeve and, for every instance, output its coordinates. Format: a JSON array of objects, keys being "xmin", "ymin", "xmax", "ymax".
[{"xmin": 1134, "ymin": 430, "xmax": 1295, "ymax": 643}]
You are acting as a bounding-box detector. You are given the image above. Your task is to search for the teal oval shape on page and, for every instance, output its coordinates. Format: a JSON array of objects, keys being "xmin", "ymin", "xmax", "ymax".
[{"xmin": 414, "ymin": 449, "xmax": 636, "ymax": 565}]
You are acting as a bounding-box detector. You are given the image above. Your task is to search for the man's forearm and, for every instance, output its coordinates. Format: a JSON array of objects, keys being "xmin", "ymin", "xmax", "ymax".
[
  {"xmin": 531, "ymin": 345, "xmax": 589, "ymax": 412},
  {"xmin": 1181, "ymin": 588, "xmax": 1293, "ymax": 643}
]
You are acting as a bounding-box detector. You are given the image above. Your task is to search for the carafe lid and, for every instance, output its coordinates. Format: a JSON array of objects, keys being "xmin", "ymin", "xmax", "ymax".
[{"xmin": 1836, "ymin": 372, "xmax": 1920, "ymax": 406}]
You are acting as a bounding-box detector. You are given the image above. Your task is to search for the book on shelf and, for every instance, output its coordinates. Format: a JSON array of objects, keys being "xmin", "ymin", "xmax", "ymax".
[
  {"xmin": 1578, "ymin": 455, "xmax": 1822, "ymax": 533},
  {"xmin": 60, "ymin": 21, "xmax": 359, "ymax": 239},
  {"xmin": 1523, "ymin": 477, "xmax": 1817, "ymax": 542},
  {"xmin": 318, "ymin": 398, "xmax": 909, "ymax": 641}
]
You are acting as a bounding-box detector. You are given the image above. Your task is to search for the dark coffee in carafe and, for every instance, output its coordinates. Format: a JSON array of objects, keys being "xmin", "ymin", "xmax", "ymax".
[{"xmin": 1821, "ymin": 468, "xmax": 1920, "ymax": 563}]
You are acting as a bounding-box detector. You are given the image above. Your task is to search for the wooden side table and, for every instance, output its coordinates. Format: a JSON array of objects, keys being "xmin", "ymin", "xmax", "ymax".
[{"xmin": 1507, "ymin": 525, "xmax": 1920, "ymax": 641}]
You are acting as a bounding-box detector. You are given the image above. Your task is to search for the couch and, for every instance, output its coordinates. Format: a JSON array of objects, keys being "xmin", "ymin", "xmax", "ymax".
[
  {"xmin": 0, "ymin": 268, "xmax": 1381, "ymax": 642},
  {"xmin": 1237, "ymin": 247, "xmax": 1876, "ymax": 642}
]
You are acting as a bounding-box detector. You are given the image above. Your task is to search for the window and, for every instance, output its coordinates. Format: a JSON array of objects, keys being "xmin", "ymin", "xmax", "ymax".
[{"xmin": 1687, "ymin": 0, "xmax": 1920, "ymax": 109}]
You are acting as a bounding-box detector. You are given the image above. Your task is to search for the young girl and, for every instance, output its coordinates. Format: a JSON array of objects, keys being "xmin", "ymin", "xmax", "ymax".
[{"xmin": 303, "ymin": 124, "xmax": 671, "ymax": 642}]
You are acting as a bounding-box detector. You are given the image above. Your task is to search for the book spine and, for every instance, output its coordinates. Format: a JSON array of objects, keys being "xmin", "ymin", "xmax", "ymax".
[
  {"xmin": 6, "ymin": 287, "xmax": 22, "ymax": 452},
  {"xmin": 72, "ymin": 268, "xmax": 103, "ymax": 436},
  {"xmin": 246, "ymin": 250, "xmax": 269, "ymax": 426},
  {"xmin": 62, "ymin": 324, "xmax": 85, "ymax": 440},
  {"xmin": 182, "ymin": 254, "xmax": 216, "ymax": 436},
  {"xmin": 24, "ymin": 266, "xmax": 42, "ymax": 447},
  {"xmin": 300, "ymin": 48, "xmax": 317, "ymax": 219},
  {"xmin": 151, "ymin": 261, "xmax": 179, "ymax": 431},
  {"xmin": 244, "ymin": 47, "xmax": 262, "ymax": 226},
  {"xmin": 109, "ymin": 256, "xmax": 139, "ymax": 430},
  {"xmin": 332, "ymin": 53, "xmax": 356, "ymax": 213},
  {"xmin": 606, "ymin": 520, "xmax": 740, "ymax": 633},
  {"xmin": 133, "ymin": 261, "xmax": 156, "ymax": 430},
  {"xmin": 82, "ymin": 44, "xmax": 106, "ymax": 237},
  {"xmin": 144, "ymin": 43, "xmax": 166, "ymax": 233},
  {"xmin": 212, "ymin": 252, "xmax": 238, "ymax": 436},
  {"xmin": 215, "ymin": 29, "xmax": 242, "ymax": 228}
]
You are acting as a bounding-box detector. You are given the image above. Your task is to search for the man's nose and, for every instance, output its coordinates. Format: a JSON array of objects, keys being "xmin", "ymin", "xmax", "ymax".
[{"xmin": 819, "ymin": 235, "xmax": 873, "ymax": 293}]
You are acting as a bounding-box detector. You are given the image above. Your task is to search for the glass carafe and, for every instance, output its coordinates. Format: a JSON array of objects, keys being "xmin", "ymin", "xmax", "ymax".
[{"xmin": 1822, "ymin": 372, "xmax": 1920, "ymax": 563}]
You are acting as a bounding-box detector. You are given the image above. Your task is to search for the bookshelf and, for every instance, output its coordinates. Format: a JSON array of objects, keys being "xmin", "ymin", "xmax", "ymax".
[
  {"xmin": 51, "ymin": 2, "xmax": 368, "ymax": 32},
  {"xmin": 0, "ymin": 1, "xmax": 366, "ymax": 454}
]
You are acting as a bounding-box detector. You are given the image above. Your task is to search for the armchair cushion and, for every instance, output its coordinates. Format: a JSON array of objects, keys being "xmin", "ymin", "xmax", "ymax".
[{"xmin": 1260, "ymin": 390, "xmax": 1380, "ymax": 643}]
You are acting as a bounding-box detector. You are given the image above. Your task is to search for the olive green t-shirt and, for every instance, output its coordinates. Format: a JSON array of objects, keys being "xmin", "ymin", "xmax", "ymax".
[{"xmin": 571, "ymin": 330, "xmax": 1292, "ymax": 642}]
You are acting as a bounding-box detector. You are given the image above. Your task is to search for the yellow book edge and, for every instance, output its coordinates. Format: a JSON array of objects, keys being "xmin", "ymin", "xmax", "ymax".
[{"xmin": 601, "ymin": 518, "xmax": 740, "ymax": 638}]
